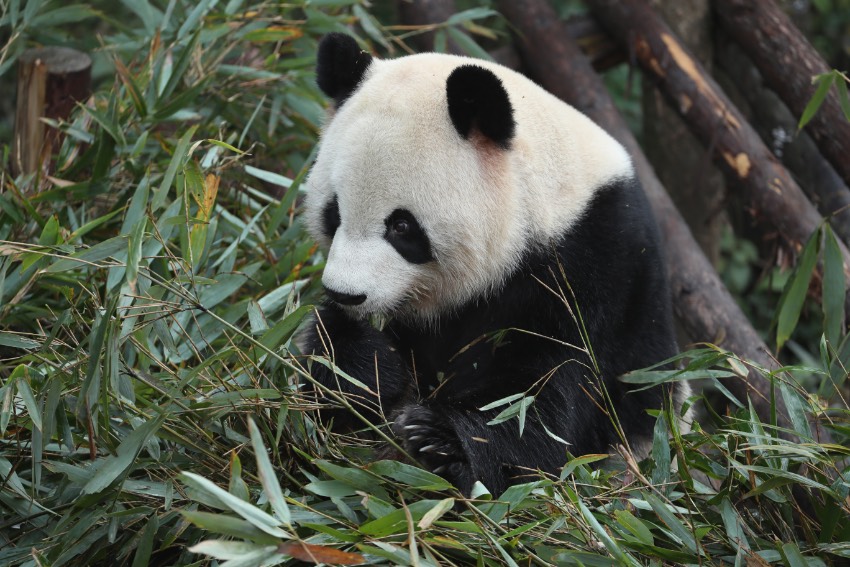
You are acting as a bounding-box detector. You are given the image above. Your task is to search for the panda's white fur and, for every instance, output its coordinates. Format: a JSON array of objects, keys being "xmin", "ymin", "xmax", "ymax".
[{"xmin": 304, "ymin": 53, "xmax": 633, "ymax": 321}]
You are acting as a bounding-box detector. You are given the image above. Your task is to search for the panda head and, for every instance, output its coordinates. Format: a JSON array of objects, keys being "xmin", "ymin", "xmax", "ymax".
[{"xmin": 304, "ymin": 33, "xmax": 633, "ymax": 322}]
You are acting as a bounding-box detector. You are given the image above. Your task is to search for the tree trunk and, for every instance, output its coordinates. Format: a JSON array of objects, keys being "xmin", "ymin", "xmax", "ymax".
[
  {"xmin": 642, "ymin": 0, "xmax": 726, "ymax": 266},
  {"xmin": 585, "ymin": 0, "xmax": 850, "ymax": 304},
  {"xmin": 713, "ymin": 0, "xmax": 850, "ymax": 190},
  {"xmin": 11, "ymin": 46, "xmax": 92, "ymax": 180},
  {"xmin": 397, "ymin": 0, "xmax": 464, "ymax": 53},
  {"xmin": 497, "ymin": 0, "xmax": 788, "ymax": 423},
  {"xmin": 715, "ymin": 36, "xmax": 850, "ymax": 248}
]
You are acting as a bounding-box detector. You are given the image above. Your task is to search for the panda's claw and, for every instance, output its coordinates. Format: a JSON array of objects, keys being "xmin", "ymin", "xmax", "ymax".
[{"xmin": 392, "ymin": 404, "xmax": 472, "ymax": 491}]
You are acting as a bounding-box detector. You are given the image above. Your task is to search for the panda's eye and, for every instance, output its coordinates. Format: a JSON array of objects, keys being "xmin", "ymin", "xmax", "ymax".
[
  {"xmin": 392, "ymin": 218, "xmax": 409, "ymax": 234},
  {"xmin": 384, "ymin": 208, "xmax": 433, "ymax": 265},
  {"xmin": 322, "ymin": 196, "xmax": 341, "ymax": 239}
]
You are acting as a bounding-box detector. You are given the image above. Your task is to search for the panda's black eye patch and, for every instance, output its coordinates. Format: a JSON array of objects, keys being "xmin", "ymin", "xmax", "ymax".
[
  {"xmin": 384, "ymin": 209, "xmax": 433, "ymax": 264},
  {"xmin": 322, "ymin": 196, "xmax": 341, "ymax": 239}
]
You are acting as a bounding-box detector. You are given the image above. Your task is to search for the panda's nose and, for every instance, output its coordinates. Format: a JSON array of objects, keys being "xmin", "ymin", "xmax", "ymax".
[{"xmin": 323, "ymin": 285, "xmax": 367, "ymax": 306}]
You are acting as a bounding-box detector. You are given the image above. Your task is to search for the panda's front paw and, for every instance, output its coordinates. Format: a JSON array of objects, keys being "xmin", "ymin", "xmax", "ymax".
[{"xmin": 393, "ymin": 405, "xmax": 473, "ymax": 492}]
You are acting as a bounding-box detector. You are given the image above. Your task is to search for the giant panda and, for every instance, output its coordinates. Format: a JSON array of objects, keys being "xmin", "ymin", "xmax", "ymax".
[{"xmin": 299, "ymin": 33, "xmax": 689, "ymax": 496}]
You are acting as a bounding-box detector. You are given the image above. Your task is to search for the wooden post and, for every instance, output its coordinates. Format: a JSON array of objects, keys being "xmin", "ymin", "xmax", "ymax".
[{"xmin": 11, "ymin": 47, "xmax": 92, "ymax": 179}]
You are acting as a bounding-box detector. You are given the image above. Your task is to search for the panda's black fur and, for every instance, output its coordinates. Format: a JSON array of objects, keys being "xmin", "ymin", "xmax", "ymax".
[{"xmin": 301, "ymin": 33, "xmax": 683, "ymax": 496}]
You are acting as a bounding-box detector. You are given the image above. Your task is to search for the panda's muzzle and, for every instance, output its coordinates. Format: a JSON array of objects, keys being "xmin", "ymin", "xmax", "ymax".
[{"xmin": 323, "ymin": 285, "xmax": 367, "ymax": 306}]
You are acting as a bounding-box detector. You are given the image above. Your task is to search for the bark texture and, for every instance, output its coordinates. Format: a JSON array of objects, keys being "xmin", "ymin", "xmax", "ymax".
[
  {"xmin": 585, "ymin": 0, "xmax": 850, "ymax": 301},
  {"xmin": 714, "ymin": 0, "xmax": 850, "ymax": 189},
  {"xmin": 642, "ymin": 0, "xmax": 726, "ymax": 266},
  {"xmin": 715, "ymin": 36, "xmax": 850, "ymax": 248}
]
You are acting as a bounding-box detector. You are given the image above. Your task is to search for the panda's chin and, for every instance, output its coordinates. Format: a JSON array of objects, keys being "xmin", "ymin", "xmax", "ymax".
[{"xmin": 336, "ymin": 298, "xmax": 436, "ymax": 328}]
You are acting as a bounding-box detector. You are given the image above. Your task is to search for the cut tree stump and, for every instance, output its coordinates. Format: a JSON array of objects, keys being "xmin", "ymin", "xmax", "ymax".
[
  {"xmin": 11, "ymin": 46, "xmax": 92, "ymax": 179},
  {"xmin": 497, "ymin": 0, "xmax": 788, "ymax": 424},
  {"xmin": 714, "ymin": 0, "xmax": 850, "ymax": 190}
]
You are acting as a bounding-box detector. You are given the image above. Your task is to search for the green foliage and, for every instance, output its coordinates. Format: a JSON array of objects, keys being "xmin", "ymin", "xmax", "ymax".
[
  {"xmin": 1, "ymin": 2, "xmax": 849, "ymax": 566},
  {"xmin": 797, "ymin": 70, "xmax": 850, "ymax": 131}
]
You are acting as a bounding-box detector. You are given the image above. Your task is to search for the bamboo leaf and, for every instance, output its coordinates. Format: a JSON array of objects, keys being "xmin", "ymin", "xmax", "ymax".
[
  {"xmin": 447, "ymin": 8, "xmax": 499, "ymax": 24},
  {"xmin": 119, "ymin": 0, "xmax": 162, "ymax": 33},
  {"xmin": 153, "ymin": 124, "xmax": 198, "ymax": 211},
  {"xmin": 798, "ymin": 72, "xmax": 835, "ymax": 130},
  {"xmin": 82, "ymin": 417, "xmax": 163, "ymax": 494},
  {"xmin": 417, "ymin": 498, "xmax": 455, "ymax": 529},
  {"xmin": 29, "ymin": 4, "xmax": 97, "ymax": 26},
  {"xmin": 779, "ymin": 381, "xmax": 813, "ymax": 440},
  {"xmin": 131, "ymin": 515, "xmax": 159, "ymax": 567},
  {"xmin": 181, "ymin": 510, "xmax": 279, "ymax": 543},
  {"xmin": 644, "ymin": 492, "xmax": 698, "ymax": 555},
  {"xmin": 126, "ymin": 216, "xmax": 146, "ymax": 293},
  {"xmin": 247, "ymin": 300, "xmax": 269, "ymax": 334},
  {"xmin": 719, "ymin": 498, "xmax": 749, "ymax": 551},
  {"xmin": 446, "ymin": 27, "xmax": 493, "ymax": 61},
  {"xmin": 368, "ymin": 460, "xmax": 454, "ymax": 490},
  {"xmin": 45, "ymin": 236, "xmax": 128, "ymax": 273},
  {"xmin": 822, "ymin": 225, "xmax": 845, "ymax": 346},
  {"xmin": 651, "ymin": 412, "xmax": 671, "ymax": 485},
  {"xmin": 244, "ymin": 165, "xmax": 292, "ymax": 189},
  {"xmin": 180, "ymin": 472, "xmax": 293, "ymax": 539},
  {"xmin": 575, "ymin": 490, "xmax": 642, "ymax": 567},
  {"xmin": 776, "ymin": 230, "xmax": 819, "ymax": 351},
  {"xmin": 188, "ymin": 540, "xmax": 276, "ymax": 561},
  {"xmin": 247, "ymin": 417, "xmax": 291, "ymax": 526},
  {"xmin": 614, "ymin": 510, "xmax": 654, "ymax": 546},
  {"xmin": 781, "ymin": 542, "xmax": 809, "ymax": 567},
  {"xmin": 834, "ymin": 73, "xmax": 850, "ymax": 121},
  {"xmin": 15, "ymin": 373, "xmax": 42, "ymax": 431}
]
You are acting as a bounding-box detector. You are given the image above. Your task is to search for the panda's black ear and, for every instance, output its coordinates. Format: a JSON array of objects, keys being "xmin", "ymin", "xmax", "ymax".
[
  {"xmin": 316, "ymin": 33, "xmax": 373, "ymax": 106},
  {"xmin": 446, "ymin": 65, "xmax": 515, "ymax": 149}
]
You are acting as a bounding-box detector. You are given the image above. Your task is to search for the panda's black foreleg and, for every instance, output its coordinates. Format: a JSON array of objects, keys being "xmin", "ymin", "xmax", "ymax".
[
  {"xmin": 392, "ymin": 397, "xmax": 576, "ymax": 496},
  {"xmin": 392, "ymin": 404, "xmax": 476, "ymax": 494},
  {"xmin": 300, "ymin": 305, "xmax": 410, "ymax": 431}
]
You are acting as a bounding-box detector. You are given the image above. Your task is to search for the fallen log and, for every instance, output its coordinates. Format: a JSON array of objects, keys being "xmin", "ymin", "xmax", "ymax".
[
  {"xmin": 713, "ymin": 0, "xmax": 850, "ymax": 190},
  {"xmin": 497, "ymin": 0, "xmax": 786, "ymax": 423},
  {"xmin": 584, "ymin": 0, "xmax": 850, "ymax": 313},
  {"xmin": 715, "ymin": 36, "xmax": 850, "ymax": 249}
]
